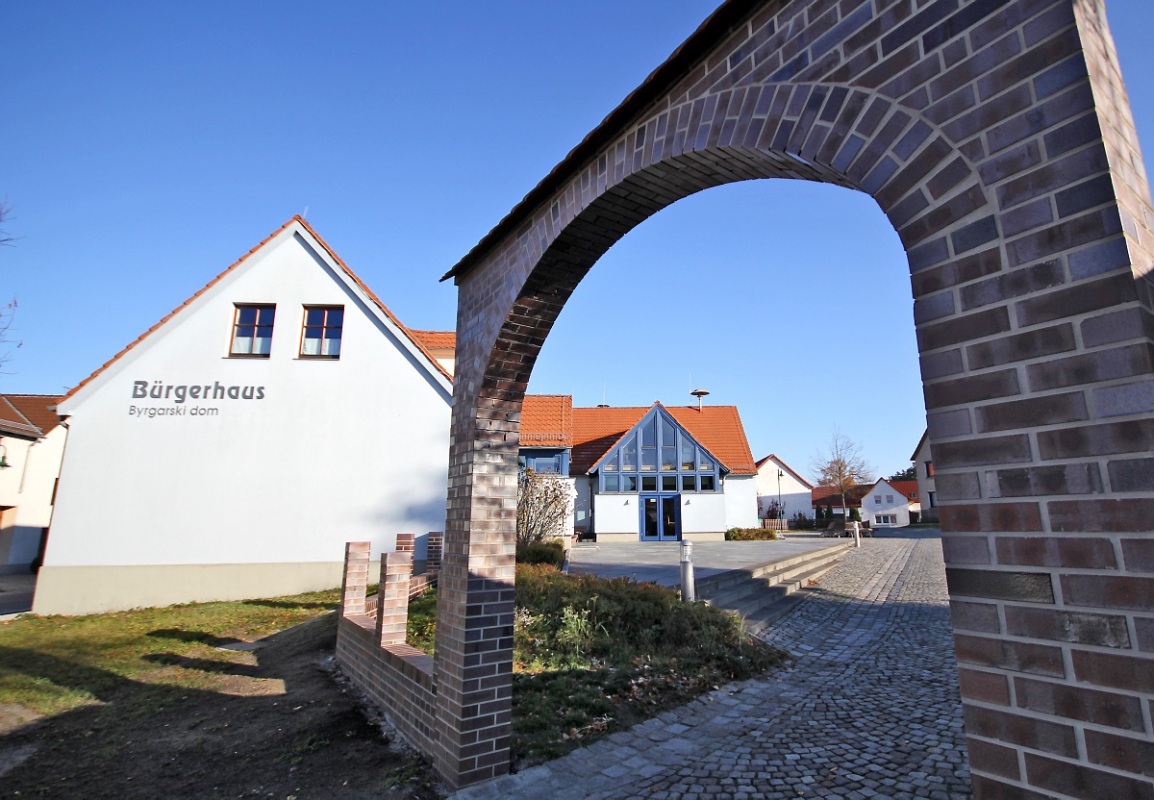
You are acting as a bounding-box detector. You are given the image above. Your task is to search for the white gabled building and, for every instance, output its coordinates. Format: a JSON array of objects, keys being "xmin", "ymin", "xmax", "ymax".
[
  {"xmin": 0, "ymin": 395, "xmax": 66, "ymax": 574},
  {"xmin": 859, "ymin": 478, "xmax": 919, "ymax": 528},
  {"xmin": 35, "ymin": 217, "xmax": 454, "ymax": 615},
  {"xmin": 754, "ymin": 454, "xmax": 814, "ymax": 522},
  {"xmin": 911, "ymin": 430, "xmax": 938, "ymax": 523},
  {"xmin": 520, "ymin": 398, "xmax": 759, "ymax": 543}
]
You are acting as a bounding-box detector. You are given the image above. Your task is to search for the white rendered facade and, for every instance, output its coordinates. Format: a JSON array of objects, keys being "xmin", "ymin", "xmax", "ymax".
[
  {"xmin": 754, "ymin": 454, "xmax": 814, "ymax": 521},
  {"xmin": 0, "ymin": 402, "xmax": 67, "ymax": 574},
  {"xmin": 36, "ymin": 218, "xmax": 453, "ymax": 614},
  {"xmin": 859, "ymin": 479, "xmax": 912, "ymax": 528},
  {"xmin": 912, "ymin": 431, "xmax": 938, "ymax": 523}
]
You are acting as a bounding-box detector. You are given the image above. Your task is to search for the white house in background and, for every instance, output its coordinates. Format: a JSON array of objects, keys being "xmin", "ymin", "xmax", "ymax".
[
  {"xmin": 522, "ymin": 398, "xmax": 759, "ymax": 542},
  {"xmin": 0, "ymin": 395, "xmax": 66, "ymax": 574},
  {"xmin": 912, "ymin": 430, "xmax": 938, "ymax": 523},
  {"xmin": 754, "ymin": 454, "xmax": 814, "ymax": 521},
  {"xmin": 859, "ymin": 478, "xmax": 920, "ymax": 527},
  {"xmin": 36, "ymin": 217, "xmax": 454, "ymax": 615}
]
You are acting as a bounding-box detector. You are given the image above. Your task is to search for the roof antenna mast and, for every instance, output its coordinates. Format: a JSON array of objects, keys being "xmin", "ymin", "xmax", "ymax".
[{"xmin": 690, "ymin": 388, "xmax": 710, "ymax": 412}]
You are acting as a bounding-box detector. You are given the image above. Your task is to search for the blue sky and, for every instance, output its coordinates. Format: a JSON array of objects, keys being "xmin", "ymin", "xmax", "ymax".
[{"xmin": 3, "ymin": 1, "xmax": 1152, "ymax": 480}]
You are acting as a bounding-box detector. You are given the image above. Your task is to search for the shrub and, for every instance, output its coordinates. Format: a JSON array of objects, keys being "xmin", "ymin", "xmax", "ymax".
[
  {"xmin": 849, "ymin": 507, "xmax": 862, "ymax": 522},
  {"xmin": 516, "ymin": 539, "xmax": 566, "ymax": 568},
  {"xmin": 724, "ymin": 527, "xmax": 778, "ymax": 541}
]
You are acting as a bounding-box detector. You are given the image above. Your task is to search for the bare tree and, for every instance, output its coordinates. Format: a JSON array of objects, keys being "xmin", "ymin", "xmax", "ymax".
[
  {"xmin": 811, "ymin": 430, "xmax": 873, "ymax": 518},
  {"xmin": 0, "ymin": 200, "xmax": 19, "ymax": 368},
  {"xmin": 517, "ymin": 467, "xmax": 573, "ymax": 547}
]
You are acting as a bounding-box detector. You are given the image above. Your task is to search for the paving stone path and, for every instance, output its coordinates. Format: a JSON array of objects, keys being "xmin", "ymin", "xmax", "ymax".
[{"xmin": 452, "ymin": 530, "xmax": 972, "ymax": 800}]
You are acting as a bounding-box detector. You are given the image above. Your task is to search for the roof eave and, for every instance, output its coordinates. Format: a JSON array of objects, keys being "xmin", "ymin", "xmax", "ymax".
[{"xmin": 441, "ymin": 0, "xmax": 757, "ymax": 284}]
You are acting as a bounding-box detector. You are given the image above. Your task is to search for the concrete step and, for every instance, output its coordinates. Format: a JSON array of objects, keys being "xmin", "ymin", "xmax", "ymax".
[{"xmin": 696, "ymin": 543, "xmax": 850, "ymax": 635}]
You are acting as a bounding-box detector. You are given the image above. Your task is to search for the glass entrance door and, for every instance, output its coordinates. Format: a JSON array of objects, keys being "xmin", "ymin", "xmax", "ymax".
[{"xmin": 640, "ymin": 495, "xmax": 680, "ymax": 541}]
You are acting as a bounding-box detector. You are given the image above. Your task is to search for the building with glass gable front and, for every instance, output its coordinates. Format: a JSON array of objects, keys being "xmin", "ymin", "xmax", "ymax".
[{"xmin": 522, "ymin": 396, "xmax": 759, "ymax": 542}]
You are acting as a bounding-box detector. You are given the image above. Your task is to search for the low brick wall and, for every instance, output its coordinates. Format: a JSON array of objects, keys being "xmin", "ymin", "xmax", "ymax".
[{"xmin": 335, "ymin": 535, "xmax": 442, "ymax": 755}]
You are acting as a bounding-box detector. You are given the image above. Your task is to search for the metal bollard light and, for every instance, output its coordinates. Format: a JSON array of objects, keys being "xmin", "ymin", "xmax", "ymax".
[{"xmin": 680, "ymin": 540, "xmax": 696, "ymax": 602}]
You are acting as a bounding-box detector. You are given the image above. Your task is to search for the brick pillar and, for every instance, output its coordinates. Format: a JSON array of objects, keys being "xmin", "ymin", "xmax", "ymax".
[
  {"xmin": 427, "ymin": 533, "xmax": 443, "ymax": 574},
  {"xmin": 375, "ymin": 548, "xmax": 413, "ymax": 647},
  {"xmin": 395, "ymin": 532, "xmax": 415, "ymax": 554},
  {"xmin": 341, "ymin": 541, "xmax": 370, "ymax": 618},
  {"xmin": 431, "ymin": 388, "xmax": 518, "ymax": 789}
]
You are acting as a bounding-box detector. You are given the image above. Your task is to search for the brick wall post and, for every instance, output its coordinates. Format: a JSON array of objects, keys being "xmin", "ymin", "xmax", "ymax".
[
  {"xmin": 341, "ymin": 541, "xmax": 371, "ymax": 618},
  {"xmin": 375, "ymin": 545, "xmax": 413, "ymax": 647},
  {"xmin": 427, "ymin": 532, "xmax": 443, "ymax": 574}
]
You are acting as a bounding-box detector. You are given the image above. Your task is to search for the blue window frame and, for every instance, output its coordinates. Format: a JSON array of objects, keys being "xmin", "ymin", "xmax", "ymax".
[{"xmin": 594, "ymin": 407, "xmax": 723, "ymax": 494}]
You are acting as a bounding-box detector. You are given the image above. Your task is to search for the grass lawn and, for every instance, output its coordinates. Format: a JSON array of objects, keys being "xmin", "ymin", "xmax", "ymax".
[{"xmin": 1, "ymin": 564, "xmax": 785, "ymax": 792}]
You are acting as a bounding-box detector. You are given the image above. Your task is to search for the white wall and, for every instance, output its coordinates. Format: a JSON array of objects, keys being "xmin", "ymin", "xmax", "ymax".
[
  {"xmin": 754, "ymin": 458, "xmax": 813, "ymax": 520},
  {"xmin": 860, "ymin": 480, "xmax": 911, "ymax": 527},
  {"xmin": 722, "ymin": 475, "xmax": 758, "ymax": 530},
  {"xmin": 40, "ymin": 226, "xmax": 451, "ymax": 609},
  {"xmin": 589, "ymin": 476, "xmax": 755, "ymax": 539},
  {"xmin": 0, "ymin": 425, "xmax": 67, "ymax": 573},
  {"xmin": 914, "ymin": 435, "xmax": 938, "ymax": 523}
]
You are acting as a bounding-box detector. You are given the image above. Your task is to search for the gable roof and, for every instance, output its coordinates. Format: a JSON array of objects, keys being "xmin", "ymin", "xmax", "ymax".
[
  {"xmin": 521, "ymin": 395, "xmax": 574, "ymax": 447},
  {"xmin": 0, "ymin": 394, "xmax": 62, "ymax": 439},
  {"xmin": 811, "ymin": 484, "xmax": 872, "ymax": 508},
  {"xmin": 885, "ymin": 479, "xmax": 920, "ymax": 500},
  {"xmin": 407, "ymin": 330, "xmax": 456, "ymax": 353},
  {"xmin": 59, "ymin": 217, "xmax": 453, "ymax": 407},
  {"xmin": 910, "ymin": 429, "xmax": 930, "ymax": 460},
  {"xmin": 563, "ymin": 402, "xmax": 757, "ymax": 476},
  {"xmin": 754, "ymin": 453, "xmax": 813, "ymax": 489}
]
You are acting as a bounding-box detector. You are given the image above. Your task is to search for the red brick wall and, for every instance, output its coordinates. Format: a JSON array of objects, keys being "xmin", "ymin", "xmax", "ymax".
[{"xmin": 438, "ymin": 1, "xmax": 1154, "ymax": 793}]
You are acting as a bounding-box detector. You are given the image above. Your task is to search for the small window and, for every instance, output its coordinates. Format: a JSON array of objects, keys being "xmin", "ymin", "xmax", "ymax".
[
  {"xmin": 886, "ymin": 494, "xmax": 894, "ymax": 503},
  {"xmin": 621, "ymin": 475, "xmax": 638, "ymax": 492},
  {"xmin": 604, "ymin": 474, "xmax": 620, "ymax": 493},
  {"xmin": 926, "ymin": 460, "xmax": 935, "ymax": 477},
  {"xmin": 874, "ymin": 495, "xmax": 881, "ymax": 504},
  {"xmin": 681, "ymin": 475, "xmax": 696, "ymax": 492},
  {"xmin": 641, "ymin": 476, "xmax": 657, "ymax": 492},
  {"xmin": 662, "ymin": 475, "xmax": 677, "ymax": 492},
  {"xmin": 929, "ymin": 491, "xmax": 937, "ymax": 507},
  {"xmin": 231, "ymin": 304, "xmax": 275, "ymax": 357},
  {"xmin": 700, "ymin": 475, "xmax": 716, "ymax": 491},
  {"xmin": 301, "ymin": 306, "xmax": 343, "ymax": 358}
]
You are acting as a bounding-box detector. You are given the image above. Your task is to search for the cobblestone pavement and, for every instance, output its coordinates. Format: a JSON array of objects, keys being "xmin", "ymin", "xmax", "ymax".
[{"xmin": 452, "ymin": 530, "xmax": 971, "ymax": 800}]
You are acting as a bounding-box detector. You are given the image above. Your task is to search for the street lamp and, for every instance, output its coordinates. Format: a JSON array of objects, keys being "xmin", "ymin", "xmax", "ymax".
[{"xmin": 777, "ymin": 468, "xmax": 783, "ymax": 527}]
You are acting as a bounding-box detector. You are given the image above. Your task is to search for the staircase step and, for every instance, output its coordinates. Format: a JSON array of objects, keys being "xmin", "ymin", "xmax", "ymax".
[{"xmin": 697, "ymin": 544, "xmax": 849, "ymax": 634}]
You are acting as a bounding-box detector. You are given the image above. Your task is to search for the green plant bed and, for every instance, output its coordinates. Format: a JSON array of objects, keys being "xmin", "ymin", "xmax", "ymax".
[
  {"xmin": 408, "ymin": 564, "xmax": 786, "ymax": 766},
  {"xmin": 516, "ymin": 539, "xmax": 566, "ymax": 567},
  {"xmin": 724, "ymin": 527, "xmax": 779, "ymax": 541}
]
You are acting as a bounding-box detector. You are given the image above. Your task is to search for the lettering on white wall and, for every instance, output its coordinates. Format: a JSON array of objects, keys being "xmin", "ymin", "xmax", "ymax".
[{"xmin": 127, "ymin": 380, "xmax": 267, "ymax": 419}]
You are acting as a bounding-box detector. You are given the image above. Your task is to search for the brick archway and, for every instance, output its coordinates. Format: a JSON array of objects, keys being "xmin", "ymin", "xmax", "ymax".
[{"xmin": 431, "ymin": 0, "xmax": 1154, "ymax": 793}]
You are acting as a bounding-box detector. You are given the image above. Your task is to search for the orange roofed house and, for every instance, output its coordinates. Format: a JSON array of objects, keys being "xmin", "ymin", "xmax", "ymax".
[{"xmin": 521, "ymin": 396, "xmax": 758, "ymax": 542}]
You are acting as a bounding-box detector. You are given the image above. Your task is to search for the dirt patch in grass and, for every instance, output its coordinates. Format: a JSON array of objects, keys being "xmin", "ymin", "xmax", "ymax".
[{"xmin": 0, "ymin": 612, "xmax": 440, "ymax": 799}]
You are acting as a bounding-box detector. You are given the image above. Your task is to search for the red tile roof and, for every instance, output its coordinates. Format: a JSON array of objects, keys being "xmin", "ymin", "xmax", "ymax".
[
  {"xmin": 754, "ymin": 453, "xmax": 813, "ymax": 488},
  {"xmin": 407, "ymin": 330, "xmax": 456, "ymax": 352},
  {"xmin": 61, "ymin": 217, "xmax": 452, "ymax": 405},
  {"xmin": 521, "ymin": 395, "xmax": 573, "ymax": 447},
  {"xmin": 811, "ymin": 485, "xmax": 871, "ymax": 508},
  {"xmin": 887, "ymin": 480, "xmax": 920, "ymax": 500},
  {"xmin": 0, "ymin": 394, "xmax": 62, "ymax": 438},
  {"xmin": 558, "ymin": 402, "xmax": 757, "ymax": 476}
]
